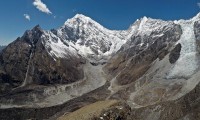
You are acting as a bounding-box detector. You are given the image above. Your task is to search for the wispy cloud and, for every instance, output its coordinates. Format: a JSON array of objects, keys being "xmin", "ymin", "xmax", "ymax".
[
  {"xmin": 33, "ymin": 0, "xmax": 52, "ymax": 14},
  {"xmin": 197, "ymin": 2, "xmax": 200, "ymax": 8},
  {"xmin": 24, "ymin": 14, "xmax": 31, "ymax": 21}
]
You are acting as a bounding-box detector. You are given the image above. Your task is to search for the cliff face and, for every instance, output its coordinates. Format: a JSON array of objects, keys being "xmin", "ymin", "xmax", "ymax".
[
  {"xmin": 0, "ymin": 25, "xmax": 84, "ymax": 93},
  {"xmin": 104, "ymin": 18, "xmax": 182, "ymax": 86}
]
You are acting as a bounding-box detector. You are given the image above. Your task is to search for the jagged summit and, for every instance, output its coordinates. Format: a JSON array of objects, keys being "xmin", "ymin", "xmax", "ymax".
[
  {"xmin": 33, "ymin": 24, "xmax": 41, "ymax": 29},
  {"xmin": 63, "ymin": 14, "xmax": 106, "ymax": 32},
  {"xmin": 126, "ymin": 15, "xmax": 176, "ymax": 41},
  {"xmin": 23, "ymin": 24, "xmax": 43, "ymax": 35},
  {"xmin": 48, "ymin": 14, "xmax": 128, "ymax": 61},
  {"xmin": 64, "ymin": 14, "xmax": 105, "ymax": 30},
  {"xmin": 191, "ymin": 12, "xmax": 200, "ymax": 21},
  {"xmin": 74, "ymin": 13, "xmax": 89, "ymax": 18},
  {"xmin": 5, "ymin": 13, "xmax": 200, "ymax": 62},
  {"xmin": 72, "ymin": 13, "xmax": 93, "ymax": 22}
]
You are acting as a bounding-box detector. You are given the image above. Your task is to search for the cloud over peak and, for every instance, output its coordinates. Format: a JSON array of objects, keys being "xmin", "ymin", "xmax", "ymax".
[
  {"xmin": 33, "ymin": 0, "xmax": 52, "ymax": 14},
  {"xmin": 24, "ymin": 14, "xmax": 31, "ymax": 21}
]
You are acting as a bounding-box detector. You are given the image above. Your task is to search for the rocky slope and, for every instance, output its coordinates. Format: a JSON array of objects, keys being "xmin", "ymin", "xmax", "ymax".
[
  {"xmin": 0, "ymin": 25, "xmax": 84, "ymax": 91},
  {"xmin": 0, "ymin": 13, "xmax": 200, "ymax": 120},
  {"xmin": 0, "ymin": 14, "xmax": 126, "ymax": 108}
]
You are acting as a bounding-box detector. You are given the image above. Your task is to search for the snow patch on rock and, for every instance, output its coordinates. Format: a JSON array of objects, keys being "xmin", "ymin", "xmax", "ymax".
[{"xmin": 41, "ymin": 31, "xmax": 78, "ymax": 60}]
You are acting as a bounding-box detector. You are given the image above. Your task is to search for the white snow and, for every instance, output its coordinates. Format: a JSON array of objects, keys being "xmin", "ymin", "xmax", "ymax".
[
  {"xmin": 42, "ymin": 31, "xmax": 78, "ymax": 60},
  {"xmin": 138, "ymin": 16, "xmax": 148, "ymax": 32},
  {"xmin": 167, "ymin": 19, "xmax": 199, "ymax": 78},
  {"xmin": 65, "ymin": 14, "xmax": 127, "ymax": 55},
  {"xmin": 41, "ymin": 14, "xmax": 128, "ymax": 61},
  {"xmin": 41, "ymin": 14, "xmax": 175, "ymax": 62},
  {"xmin": 136, "ymin": 17, "xmax": 174, "ymax": 36}
]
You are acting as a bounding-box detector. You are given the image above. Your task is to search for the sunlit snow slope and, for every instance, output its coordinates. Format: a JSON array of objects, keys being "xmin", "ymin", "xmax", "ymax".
[{"xmin": 168, "ymin": 16, "xmax": 200, "ymax": 78}]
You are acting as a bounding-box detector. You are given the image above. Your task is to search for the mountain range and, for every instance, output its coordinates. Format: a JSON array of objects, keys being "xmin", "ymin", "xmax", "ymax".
[{"xmin": 0, "ymin": 13, "xmax": 200, "ymax": 120}]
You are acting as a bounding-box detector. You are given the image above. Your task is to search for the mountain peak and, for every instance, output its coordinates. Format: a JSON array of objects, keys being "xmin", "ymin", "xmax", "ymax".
[
  {"xmin": 28, "ymin": 25, "xmax": 43, "ymax": 34},
  {"xmin": 74, "ymin": 14, "xmax": 90, "ymax": 19},
  {"xmin": 141, "ymin": 16, "xmax": 148, "ymax": 21},
  {"xmin": 64, "ymin": 14, "xmax": 95, "ymax": 26},
  {"xmin": 191, "ymin": 12, "xmax": 200, "ymax": 21}
]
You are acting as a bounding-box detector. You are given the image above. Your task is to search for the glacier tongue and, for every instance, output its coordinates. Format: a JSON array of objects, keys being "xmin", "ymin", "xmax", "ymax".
[{"xmin": 168, "ymin": 20, "xmax": 198, "ymax": 78}]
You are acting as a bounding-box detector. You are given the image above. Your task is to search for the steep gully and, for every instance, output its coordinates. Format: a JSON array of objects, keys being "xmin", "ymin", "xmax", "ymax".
[{"xmin": 21, "ymin": 42, "xmax": 35, "ymax": 87}]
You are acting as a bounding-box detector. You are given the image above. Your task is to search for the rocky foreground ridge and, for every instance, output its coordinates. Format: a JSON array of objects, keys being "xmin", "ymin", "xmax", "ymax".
[{"xmin": 0, "ymin": 13, "xmax": 200, "ymax": 120}]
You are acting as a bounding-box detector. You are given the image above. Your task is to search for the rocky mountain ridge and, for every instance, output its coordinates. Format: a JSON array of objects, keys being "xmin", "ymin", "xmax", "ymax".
[{"xmin": 0, "ymin": 13, "xmax": 200, "ymax": 120}]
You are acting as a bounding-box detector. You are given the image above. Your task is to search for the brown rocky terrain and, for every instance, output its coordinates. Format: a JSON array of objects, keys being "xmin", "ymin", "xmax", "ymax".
[
  {"xmin": 0, "ymin": 25, "xmax": 84, "ymax": 94},
  {"xmin": 104, "ymin": 21, "xmax": 182, "ymax": 85},
  {"xmin": 0, "ymin": 13, "xmax": 200, "ymax": 120}
]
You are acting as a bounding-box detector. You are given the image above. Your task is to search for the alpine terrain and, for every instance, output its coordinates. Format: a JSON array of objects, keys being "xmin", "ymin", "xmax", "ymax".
[{"xmin": 0, "ymin": 13, "xmax": 200, "ymax": 120}]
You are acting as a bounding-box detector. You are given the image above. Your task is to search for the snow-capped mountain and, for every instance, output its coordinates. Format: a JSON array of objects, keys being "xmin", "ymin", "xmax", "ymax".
[
  {"xmin": 39, "ymin": 14, "xmax": 181, "ymax": 63},
  {"xmin": 0, "ymin": 13, "xmax": 200, "ymax": 120},
  {"xmin": 42, "ymin": 14, "xmax": 127, "ymax": 62}
]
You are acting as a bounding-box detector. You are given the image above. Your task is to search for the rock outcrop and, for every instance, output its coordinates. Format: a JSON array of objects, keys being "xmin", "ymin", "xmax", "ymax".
[
  {"xmin": 0, "ymin": 25, "xmax": 84, "ymax": 93},
  {"xmin": 169, "ymin": 43, "xmax": 181, "ymax": 64},
  {"xmin": 105, "ymin": 18, "xmax": 182, "ymax": 85}
]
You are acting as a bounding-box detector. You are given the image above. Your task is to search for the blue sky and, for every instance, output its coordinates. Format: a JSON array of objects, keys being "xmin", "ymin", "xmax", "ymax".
[{"xmin": 0, "ymin": 0, "xmax": 200, "ymax": 45}]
